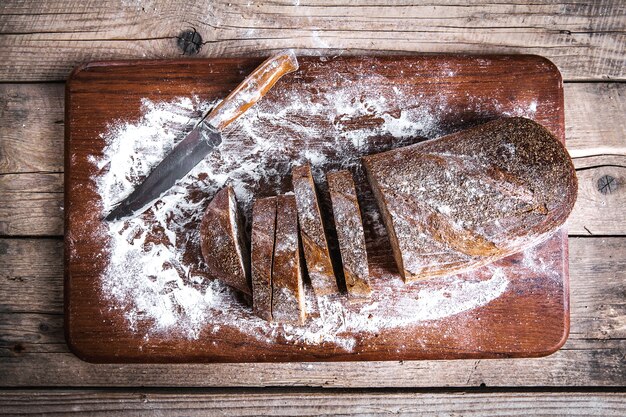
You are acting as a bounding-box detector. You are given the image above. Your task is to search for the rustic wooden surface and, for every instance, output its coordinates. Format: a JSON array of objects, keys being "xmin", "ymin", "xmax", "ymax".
[
  {"xmin": 1, "ymin": 390, "xmax": 625, "ymax": 416},
  {"xmin": 0, "ymin": 0, "xmax": 625, "ymax": 414},
  {"xmin": 1, "ymin": 1, "xmax": 625, "ymax": 82}
]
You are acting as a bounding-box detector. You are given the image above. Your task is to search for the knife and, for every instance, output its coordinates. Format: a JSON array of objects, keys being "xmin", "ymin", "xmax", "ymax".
[{"xmin": 105, "ymin": 50, "xmax": 299, "ymax": 221}]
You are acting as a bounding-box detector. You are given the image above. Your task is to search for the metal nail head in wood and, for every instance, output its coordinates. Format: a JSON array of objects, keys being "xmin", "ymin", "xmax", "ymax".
[{"xmin": 597, "ymin": 175, "xmax": 618, "ymax": 195}]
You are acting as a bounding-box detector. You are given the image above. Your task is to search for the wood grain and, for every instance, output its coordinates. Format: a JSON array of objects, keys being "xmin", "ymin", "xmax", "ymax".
[
  {"xmin": 204, "ymin": 50, "xmax": 300, "ymax": 131},
  {"xmin": 0, "ymin": 238, "xmax": 64, "ymax": 314},
  {"xmin": 0, "ymin": 1, "xmax": 625, "ymax": 82},
  {"xmin": 1, "ymin": 390, "xmax": 625, "ymax": 416},
  {"xmin": 0, "ymin": 173, "xmax": 63, "ymax": 236},
  {"xmin": 0, "ymin": 312, "xmax": 66, "ymax": 355},
  {"xmin": 564, "ymin": 83, "xmax": 626, "ymax": 159},
  {"xmin": 1, "ymin": 237, "xmax": 623, "ymax": 386},
  {"xmin": 0, "ymin": 84, "xmax": 65, "ymax": 173}
]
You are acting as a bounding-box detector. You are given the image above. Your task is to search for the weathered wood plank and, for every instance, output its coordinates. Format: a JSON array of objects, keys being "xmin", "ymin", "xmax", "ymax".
[
  {"xmin": 0, "ymin": 390, "xmax": 625, "ymax": 416},
  {"xmin": 1, "ymin": 347, "xmax": 624, "ymax": 387},
  {"xmin": 0, "ymin": 82, "xmax": 624, "ymax": 237},
  {"xmin": 0, "ymin": 0, "xmax": 624, "ymax": 82},
  {"xmin": 0, "ymin": 84, "xmax": 65, "ymax": 173},
  {"xmin": 0, "ymin": 313, "xmax": 65, "ymax": 356},
  {"xmin": 2, "ymin": 314, "xmax": 624, "ymax": 363},
  {"xmin": 0, "ymin": 237, "xmax": 623, "ymax": 386},
  {"xmin": 565, "ymin": 83, "xmax": 626, "ymax": 159},
  {"xmin": 0, "ymin": 173, "xmax": 64, "ymax": 235},
  {"xmin": 0, "ymin": 238, "xmax": 63, "ymax": 314},
  {"xmin": 0, "ymin": 172, "xmax": 62, "ymax": 193}
]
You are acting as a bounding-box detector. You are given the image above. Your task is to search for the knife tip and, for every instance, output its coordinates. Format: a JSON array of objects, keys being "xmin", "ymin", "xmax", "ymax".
[
  {"xmin": 103, "ymin": 210, "xmax": 120, "ymax": 222},
  {"xmin": 103, "ymin": 203, "xmax": 127, "ymax": 222}
]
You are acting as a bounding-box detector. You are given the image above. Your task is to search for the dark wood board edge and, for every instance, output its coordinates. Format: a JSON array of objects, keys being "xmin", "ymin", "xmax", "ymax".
[
  {"xmin": 64, "ymin": 53, "xmax": 563, "ymax": 79},
  {"xmin": 64, "ymin": 71, "xmax": 77, "ymax": 361},
  {"xmin": 533, "ymin": 60, "xmax": 569, "ymax": 358}
]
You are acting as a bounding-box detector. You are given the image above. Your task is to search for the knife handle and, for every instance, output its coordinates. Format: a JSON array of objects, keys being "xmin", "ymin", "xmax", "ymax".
[{"xmin": 204, "ymin": 50, "xmax": 299, "ymax": 131}]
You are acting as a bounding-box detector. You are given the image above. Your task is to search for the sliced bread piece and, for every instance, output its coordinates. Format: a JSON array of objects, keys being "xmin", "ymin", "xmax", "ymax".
[
  {"xmin": 199, "ymin": 186, "xmax": 251, "ymax": 295},
  {"xmin": 251, "ymin": 196, "xmax": 277, "ymax": 321},
  {"xmin": 272, "ymin": 194, "xmax": 306, "ymax": 324},
  {"xmin": 292, "ymin": 164, "xmax": 339, "ymax": 297},
  {"xmin": 362, "ymin": 117, "xmax": 578, "ymax": 281},
  {"xmin": 327, "ymin": 170, "xmax": 372, "ymax": 298}
]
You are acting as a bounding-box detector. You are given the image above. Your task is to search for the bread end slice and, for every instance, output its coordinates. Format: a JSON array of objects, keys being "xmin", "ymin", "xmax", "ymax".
[{"xmin": 200, "ymin": 186, "xmax": 252, "ymax": 294}]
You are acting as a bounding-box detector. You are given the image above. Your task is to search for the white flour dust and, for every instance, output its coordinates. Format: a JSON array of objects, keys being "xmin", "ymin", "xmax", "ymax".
[{"xmin": 90, "ymin": 64, "xmax": 535, "ymax": 349}]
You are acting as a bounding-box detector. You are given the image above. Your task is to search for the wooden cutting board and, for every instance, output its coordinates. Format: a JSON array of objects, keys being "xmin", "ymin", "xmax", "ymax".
[{"xmin": 65, "ymin": 55, "xmax": 568, "ymax": 363}]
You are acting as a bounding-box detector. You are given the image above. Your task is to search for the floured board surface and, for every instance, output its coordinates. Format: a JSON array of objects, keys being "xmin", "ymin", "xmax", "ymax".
[{"xmin": 65, "ymin": 55, "xmax": 568, "ymax": 363}]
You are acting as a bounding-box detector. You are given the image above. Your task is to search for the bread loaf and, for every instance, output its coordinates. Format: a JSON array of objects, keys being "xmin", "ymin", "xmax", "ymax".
[
  {"xmin": 251, "ymin": 196, "xmax": 277, "ymax": 321},
  {"xmin": 272, "ymin": 194, "xmax": 306, "ymax": 324},
  {"xmin": 362, "ymin": 117, "xmax": 578, "ymax": 281},
  {"xmin": 199, "ymin": 186, "xmax": 251, "ymax": 294},
  {"xmin": 327, "ymin": 170, "xmax": 372, "ymax": 298},
  {"xmin": 292, "ymin": 164, "xmax": 339, "ymax": 297}
]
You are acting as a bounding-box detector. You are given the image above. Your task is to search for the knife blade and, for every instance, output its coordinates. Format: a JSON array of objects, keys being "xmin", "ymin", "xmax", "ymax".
[{"xmin": 105, "ymin": 50, "xmax": 299, "ymax": 221}]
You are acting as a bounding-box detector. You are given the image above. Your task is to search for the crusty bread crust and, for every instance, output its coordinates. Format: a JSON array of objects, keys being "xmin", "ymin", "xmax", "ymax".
[
  {"xmin": 292, "ymin": 164, "xmax": 339, "ymax": 297},
  {"xmin": 327, "ymin": 170, "xmax": 372, "ymax": 298},
  {"xmin": 363, "ymin": 117, "xmax": 578, "ymax": 281},
  {"xmin": 199, "ymin": 186, "xmax": 252, "ymax": 294},
  {"xmin": 272, "ymin": 195, "xmax": 306, "ymax": 324},
  {"xmin": 251, "ymin": 197, "xmax": 277, "ymax": 321}
]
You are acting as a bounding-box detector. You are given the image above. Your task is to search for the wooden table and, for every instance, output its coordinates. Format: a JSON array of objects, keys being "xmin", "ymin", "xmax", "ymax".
[{"xmin": 0, "ymin": 1, "xmax": 624, "ymax": 414}]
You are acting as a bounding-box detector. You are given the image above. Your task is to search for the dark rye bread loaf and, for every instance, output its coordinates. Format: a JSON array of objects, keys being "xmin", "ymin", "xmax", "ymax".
[
  {"xmin": 251, "ymin": 197, "xmax": 277, "ymax": 321},
  {"xmin": 327, "ymin": 170, "xmax": 372, "ymax": 298},
  {"xmin": 362, "ymin": 117, "xmax": 578, "ymax": 281},
  {"xmin": 200, "ymin": 186, "xmax": 251, "ymax": 294},
  {"xmin": 292, "ymin": 164, "xmax": 339, "ymax": 297},
  {"xmin": 272, "ymin": 194, "xmax": 306, "ymax": 325}
]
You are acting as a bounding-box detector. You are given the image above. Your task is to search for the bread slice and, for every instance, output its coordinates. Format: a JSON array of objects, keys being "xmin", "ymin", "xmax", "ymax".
[
  {"xmin": 271, "ymin": 194, "xmax": 306, "ymax": 324},
  {"xmin": 327, "ymin": 170, "xmax": 372, "ymax": 298},
  {"xmin": 251, "ymin": 197, "xmax": 277, "ymax": 321},
  {"xmin": 199, "ymin": 186, "xmax": 251, "ymax": 294},
  {"xmin": 362, "ymin": 117, "xmax": 578, "ymax": 281},
  {"xmin": 292, "ymin": 164, "xmax": 339, "ymax": 297}
]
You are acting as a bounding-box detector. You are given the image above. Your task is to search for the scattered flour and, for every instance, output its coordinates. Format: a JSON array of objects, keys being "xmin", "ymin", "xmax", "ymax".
[{"xmin": 88, "ymin": 61, "xmax": 538, "ymax": 349}]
